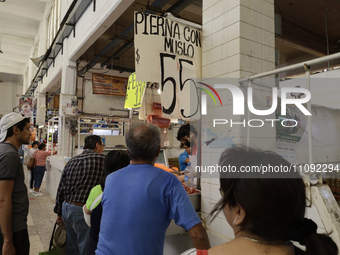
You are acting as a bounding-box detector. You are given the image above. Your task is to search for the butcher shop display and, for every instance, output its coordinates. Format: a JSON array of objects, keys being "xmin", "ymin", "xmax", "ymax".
[{"xmin": 182, "ymin": 184, "xmax": 200, "ymax": 194}]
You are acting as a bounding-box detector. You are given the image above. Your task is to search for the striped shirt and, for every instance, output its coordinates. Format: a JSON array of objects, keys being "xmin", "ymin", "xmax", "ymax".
[{"xmin": 54, "ymin": 149, "xmax": 105, "ymax": 216}]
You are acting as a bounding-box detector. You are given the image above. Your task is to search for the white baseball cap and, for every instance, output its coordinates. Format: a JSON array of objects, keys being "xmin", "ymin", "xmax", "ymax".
[{"xmin": 0, "ymin": 112, "xmax": 26, "ymax": 142}]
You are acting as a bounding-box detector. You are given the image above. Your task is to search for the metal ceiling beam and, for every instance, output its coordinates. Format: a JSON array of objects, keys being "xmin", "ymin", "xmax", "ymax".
[
  {"xmin": 25, "ymin": 0, "xmax": 94, "ymax": 96},
  {"xmin": 165, "ymin": 0, "xmax": 197, "ymax": 14},
  {"xmin": 97, "ymin": 0, "xmax": 198, "ymax": 72},
  {"xmin": 102, "ymin": 40, "xmax": 133, "ymax": 68},
  {"xmin": 105, "ymin": 64, "xmax": 135, "ymax": 73},
  {"xmin": 77, "ymin": 0, "xmax": 173, "ymax": 76}
]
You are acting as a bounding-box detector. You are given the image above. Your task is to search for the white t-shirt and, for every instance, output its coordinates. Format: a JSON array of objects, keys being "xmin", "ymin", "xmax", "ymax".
[{"xmin": 28, "ymin": 148, "xmax": 38, "ymax": 157}]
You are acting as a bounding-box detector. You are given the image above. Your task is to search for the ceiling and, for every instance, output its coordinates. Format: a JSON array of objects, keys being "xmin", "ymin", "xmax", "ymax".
[
  {"xmin": 1, "ymin": 0, "xmax": 340, "ymax": 86},
  {"xmin": 0, "ymin": 0, "xmax": 48, "ymax": 83}
]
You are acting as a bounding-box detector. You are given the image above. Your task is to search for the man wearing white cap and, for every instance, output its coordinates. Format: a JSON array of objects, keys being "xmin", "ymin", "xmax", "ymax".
[{"xmin": 0, "ymin": 112, "xmax": 31, "ymax": 255}]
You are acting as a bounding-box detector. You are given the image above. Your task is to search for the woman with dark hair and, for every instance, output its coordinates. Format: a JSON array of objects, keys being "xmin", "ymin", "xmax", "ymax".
[
  {"xmin": 32, "ymin": 143, "xmax": 57, "ymax": 196},
  {"xmin": 182, "ymin": 146, "xmax": 338, "ymax": 255},
  {"xmin": 83, "ymin": 150, "xmax": 130, "ymax": 255}
]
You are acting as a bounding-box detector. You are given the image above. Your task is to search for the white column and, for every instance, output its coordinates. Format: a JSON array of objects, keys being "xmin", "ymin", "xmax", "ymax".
[
  {"xmin": 201, "ymin": 0, "xmax": 276, "ymax": 245},
  {"xmin": 58, "ymin": 38, "xmax": 77, "ymax": 157},
  {"xmin": 36, "ymin": 93, "xmax": 46, "ymax": 126}
]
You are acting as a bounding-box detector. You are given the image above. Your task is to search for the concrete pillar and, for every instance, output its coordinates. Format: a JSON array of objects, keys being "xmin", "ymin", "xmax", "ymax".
[
  {"xmin": 36, "ymin": 93, "xmax": 46, "ymax": 126},
  {"xmin": 201, "ymin": 0, "xmax": 276, "ymax": 245},
  {"xmin": 58, "ymin": 38, "xmax": 77, "ymax": 157}
]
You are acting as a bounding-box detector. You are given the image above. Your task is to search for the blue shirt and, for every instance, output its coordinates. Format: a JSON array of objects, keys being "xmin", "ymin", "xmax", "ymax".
[
  {"xmin": 179, "ymin": 151, "xmax": 189, "ymax": 171},
  {"xmin": 96, "ymin": 164, "xmax": 201, "ymax": 255}
]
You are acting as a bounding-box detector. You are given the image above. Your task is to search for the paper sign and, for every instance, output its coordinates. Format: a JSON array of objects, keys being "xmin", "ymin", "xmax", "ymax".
[
  {"xmin": 19, "ymin": 97, "xmax": 33, "ymax": 117},
  {"xmin": 92, "ymin": 73, "xmax": 127, "ymax": 96},
  {"xmin": 134, "ymin": 12, "xmax": 202, "ymax": 119},
  {"xmin": 124, "ymin": 72, "xmax": 147, "ymax": 108}
]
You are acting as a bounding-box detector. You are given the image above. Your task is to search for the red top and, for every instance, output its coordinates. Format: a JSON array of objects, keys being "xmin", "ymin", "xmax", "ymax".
[{"xmin": 197, "ymin": 250, "xmax": 208, "ymax": 255}]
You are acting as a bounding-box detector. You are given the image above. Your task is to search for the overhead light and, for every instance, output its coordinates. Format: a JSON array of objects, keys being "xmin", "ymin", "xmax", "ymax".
[
  {"xmin": 0, "ymin": 50, "xmax": 3, "ymax": 54},
  {"xmin": 0, "ymin": 0, "xmax": 5, "ymax": 2}
]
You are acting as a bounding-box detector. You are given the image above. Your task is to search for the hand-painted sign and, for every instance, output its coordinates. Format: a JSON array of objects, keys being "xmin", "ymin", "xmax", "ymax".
[
  {"xmin": 134, "ymin": 12, "xmax": 202, "ymax": 120},
  {"xmin": 124, "ymin": 72, "xmax": 147, "ymax": 108},
  {"xmin": 92, "ymin": 73, "xmax": 127, "ymax": 96}
]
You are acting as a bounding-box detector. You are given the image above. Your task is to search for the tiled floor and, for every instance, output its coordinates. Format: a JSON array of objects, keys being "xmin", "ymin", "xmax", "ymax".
[{"xmin": 25, "ymin": 167, "xmax": 57, "ymax": 255}]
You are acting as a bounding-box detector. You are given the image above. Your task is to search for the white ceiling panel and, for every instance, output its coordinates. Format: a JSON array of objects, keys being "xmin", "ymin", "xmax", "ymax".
[{"xmin": 0, "ymin": 0, "xmax": 47, "ymax": 80}]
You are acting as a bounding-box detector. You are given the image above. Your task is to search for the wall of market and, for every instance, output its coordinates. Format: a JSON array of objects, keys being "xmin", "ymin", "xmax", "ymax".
[
  {"xmin": 280, "ymin": 69, "xmax": 340, "ymax": 164},
  {"xmin": 0, "ymin": 81, "xmax": 23, "ymax": 116}
]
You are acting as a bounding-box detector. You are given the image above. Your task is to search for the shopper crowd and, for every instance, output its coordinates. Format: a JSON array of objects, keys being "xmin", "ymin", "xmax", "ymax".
[{"xmin": 0, "ymin": 113, "xmax": 338, "ymax": 255}]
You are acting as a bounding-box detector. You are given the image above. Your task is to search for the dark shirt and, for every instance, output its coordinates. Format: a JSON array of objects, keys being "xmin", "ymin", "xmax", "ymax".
[
  {"xmin": 0, "ymin": 143, "xmax": 29, "ymax": 233},
  {"xmin": 54, "ymin": 149, "xmax": 105, "ymax": 216},
  {"xmin": 90, "ymin": 203, "xmax": 102, "ymax": 241},
  {"xmin": 87, "ymin": 203, "xmax": 103, "ymax": 255}
]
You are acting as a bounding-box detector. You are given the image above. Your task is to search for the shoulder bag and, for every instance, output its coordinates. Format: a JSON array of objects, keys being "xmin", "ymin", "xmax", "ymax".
[{"xmin": 27, "ymin": 151, "xmax": 37, "ymax": 171}]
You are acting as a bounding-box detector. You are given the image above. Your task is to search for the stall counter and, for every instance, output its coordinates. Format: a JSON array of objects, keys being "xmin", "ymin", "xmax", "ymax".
[{"xmin": 45, "ymin": 155, "xmax": 70, "ymax": 199}]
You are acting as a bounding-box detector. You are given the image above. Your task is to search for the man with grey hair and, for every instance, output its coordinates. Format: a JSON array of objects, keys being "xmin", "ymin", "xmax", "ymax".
[{"xmin": 96, "ymin": 125, "xmax": 210, "ymax": 255}]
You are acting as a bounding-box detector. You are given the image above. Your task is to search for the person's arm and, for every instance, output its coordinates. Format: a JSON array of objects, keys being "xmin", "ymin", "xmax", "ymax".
[
  {"xmin": 83, "ymin": 205, "xmax": 91, "ymax": 214},
  {"xmin": 56, "ymin": 216, "xmax": 64, "ymax": 225},
  {"xmin": 188, "ymin": 223, "xmax": 210, "ymax": 250},
  {"xmin": 45, "ymin": 151, "xmax": 52, "ymax": 157},
  {"xmin": 185, "ymin": 158, "xmax": 190, "ymax": 164},
  {"xmin": 169, "ymin": 180, "xmax": 210, "ymax": 249},
  {"xmin": 0, "ymin": 180, "xmax": 15, "ymax": 255}
]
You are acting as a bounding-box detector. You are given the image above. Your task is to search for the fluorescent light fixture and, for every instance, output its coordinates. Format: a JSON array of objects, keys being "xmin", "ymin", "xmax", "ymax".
[
  {"xmin": 39, "ymin": 125, "xmax": 44, "ymax": 128},
  {"xmin": 93, "ymin": 129, "xmax": 112, "ymax": 136}
]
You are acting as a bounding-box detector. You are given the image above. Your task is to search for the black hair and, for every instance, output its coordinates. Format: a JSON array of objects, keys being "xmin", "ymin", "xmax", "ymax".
[
  {"xmin": 101, "ymin": 150, "xmax": 130, "ymax": 190},
  {"xmin": 84, "ymin": 135, "xmax": 103, "ymax": 150},
  {"xmin": 38, "ymin": 143, "xmax": 46, "ymax": 150},
  {"xmin": 209, "ymin": 146, "xmax": 338, "ymax": 255},
  {"xmin": 125, "ymin": 125, "xmax": 160, "ymax": 162},
  {"xmin": 32, "ymin": 141, "xmax": 40, "ymax": 146},
  {"xmin": 176, "ymin": 124, "xmax": 197, "ymax": 141},
  {"xmin": 5, "ymin": 118, "xmax": 30, "ymax": 139}
]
